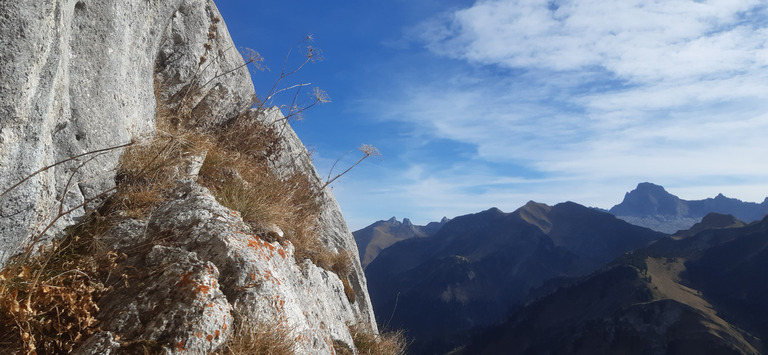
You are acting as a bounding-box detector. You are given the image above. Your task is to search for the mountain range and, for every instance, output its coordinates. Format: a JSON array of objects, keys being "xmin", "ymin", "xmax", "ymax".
[
  {"xmin": 364, "ymin": 202, "xmax": 665, "ymax": 353},
  {"xmin": 354, "ymin": 183, "xmax": 768, "ymax": 354}
]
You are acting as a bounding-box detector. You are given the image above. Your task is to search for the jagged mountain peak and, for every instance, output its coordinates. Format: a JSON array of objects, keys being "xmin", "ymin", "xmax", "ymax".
[
  {"xmin": 610, "ymin": 182, "xmax": 684, "ymax": 217},
  {"xmin": 353, "ymin": 216, "xmax": 445, "ymax": 269},
  {"xmin": 609, "ymin": 182, "xmax": 768, "ymax": 233},
  {"xmin": 635, "ymin": 181, "xmax": 668, "ymax": 192}
]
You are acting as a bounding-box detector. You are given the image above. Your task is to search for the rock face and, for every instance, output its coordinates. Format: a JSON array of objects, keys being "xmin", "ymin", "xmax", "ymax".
[
  {"xmin": 609, "ymin": 182, "xmax": 768, "ymax": 233},
  {"xmin": 0, "ymin": 0, "xmax": 253, "ymax": 264},
  {"xmin": 77, "ymin": 180, "xmax": 365, "ymax": 354},
  {"xmin": 1, "ymin": 0, "xmax": 376, "ymax": 353},
  {"xmin": 261, "ymin": 106, "xmax": 377, "ymax": 329}
]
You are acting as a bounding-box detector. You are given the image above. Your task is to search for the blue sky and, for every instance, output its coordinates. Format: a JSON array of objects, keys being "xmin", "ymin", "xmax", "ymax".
[{"xmin": 217, "ymin": 0, "xmax": 768, "ymax": 230}]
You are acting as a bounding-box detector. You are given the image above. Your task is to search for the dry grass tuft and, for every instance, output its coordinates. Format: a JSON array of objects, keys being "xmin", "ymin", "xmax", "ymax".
[
  {"xmin": 197, "ymin": 111, "xmax": 328, "ymax": 272},
  {"xmin": 197, "ymin": 145, "xmax": 315, "ymax": 231},
  {"xmin": 341, "ymin": 277, "xmax": 356, "ymax": 304},
  {"xmin": 216, "ymin": 317, "xmax": 294, "ymax": 355},
  {"xmin": 333, "ymin": 339, "xmax": 354, "ymax": 355},
  {"xmin": 115, "ymin": 129, "xmax": 211, "ymax": 218},
  {"xmin": 350, "ymin": 325, "xmax": 408, "ymax": 355},
  {"xmin": 0, "ymin": 225, "xmax": 114, "ymax": 354}
]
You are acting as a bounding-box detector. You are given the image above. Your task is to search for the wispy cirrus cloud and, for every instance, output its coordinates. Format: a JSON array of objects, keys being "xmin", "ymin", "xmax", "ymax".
[
  {"xmin": 417, "ymin": 0, "xmax": 768, "ymax": 81},
  {"xmin": 340, "ymin": 0, "xmax": 768, "ymax": 227}
]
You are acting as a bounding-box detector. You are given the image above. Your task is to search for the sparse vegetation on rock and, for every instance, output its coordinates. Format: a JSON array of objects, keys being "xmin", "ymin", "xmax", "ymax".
[{"xmin": 0, "ymin": 0, "xmax": 383, "ymax": 353}]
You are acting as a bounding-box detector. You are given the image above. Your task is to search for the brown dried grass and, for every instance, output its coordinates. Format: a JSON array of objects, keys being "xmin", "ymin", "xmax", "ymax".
[
  {"xmin": 198, "ymin": 112, "xmax": 328, "ymax": 273},
  {"xmin": 350, "ymin": 325, "xmax": 408, "ymax": 355},
  {"xmin": 114, "ymin": 128, "xmax": 211, "ymax": 218},
  {"xmin": 216, "ymin": 318, "xmax": 294, "ymax": 355},
  {"xmin": 310, "ymin": 250, "xmax": 356, "ymax": 302},
  {"xmin": 0, "ymin": 61, "xmax": 340, "ymax": 354},
  {"xmin": 0, "ymin": 228, "xmax": 114, "ymax": 354}
]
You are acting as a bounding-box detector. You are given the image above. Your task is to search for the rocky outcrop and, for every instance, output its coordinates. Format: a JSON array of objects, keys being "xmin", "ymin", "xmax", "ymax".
[
  {"xmin": 0, "ymin": 0, "xmax": 252, "ymax": 264},
  {"xmin": 1, "ymin": 0, "xmax": 377, "ymax": 353},
  {"xmin": 262, "ymin": 106, "xmax": 378, "ymax": 329},
  {"xmin": 76, "ymin": 180, "xmax": 366, "ymax": 354}
]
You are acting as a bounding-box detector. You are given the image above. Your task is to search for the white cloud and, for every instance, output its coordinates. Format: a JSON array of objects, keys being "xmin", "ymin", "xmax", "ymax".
[
  {"xmin": 419, "ymin": 0, "xmax": 768, "ymax": 82},
  {"xmin": 338, "ymin": 1, "xmax": 768, "ymax": 227}
]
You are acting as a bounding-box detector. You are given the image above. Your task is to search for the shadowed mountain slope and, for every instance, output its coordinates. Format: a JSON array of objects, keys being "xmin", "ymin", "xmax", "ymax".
[
  {"xmin": 366, "ymin": 202, "xmax": 664, "ymax": 354},
  {"xmin": 463, "ymin": 214, "xmax": 768, "ymax": 355}
]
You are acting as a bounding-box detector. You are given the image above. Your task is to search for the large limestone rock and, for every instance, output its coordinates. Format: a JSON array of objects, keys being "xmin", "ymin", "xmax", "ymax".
[
  {"xmin": 1, "ymin": 0, "xmax": 377, "ymax": 352},
  {"xmin": 77, "ymin": 180, "xmax": 366, "ymax": 354},
  {"xmin": 0, "ymin": 0, "xmax": 252, "ymax": 264},
  {"xmin": 261, "ymin": 107, "xmax": 378, "ymax": 329}
]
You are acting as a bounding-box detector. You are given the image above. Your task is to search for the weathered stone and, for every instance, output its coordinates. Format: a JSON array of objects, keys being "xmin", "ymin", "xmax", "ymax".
[
  {"xmin": 92, "ymin": 243, "xmax": 232, "ymax": 354},
  {"xmin": 260, "ymin": 107, "xmax": 379, "ymax": 330},
  {"xmin": 0, "ymin": 0, "xmax": 252, "ymax": 265},
  {"xmin": 2, "ymin": 0, "xmax": 379, "ymax": 353},
  {"xmin": 73, "ymin": 331, "xmax": 121, "ymax": 355},
  {"xmin": 85, "ymin": 180, "xmax": 368, "ymax": 353}
]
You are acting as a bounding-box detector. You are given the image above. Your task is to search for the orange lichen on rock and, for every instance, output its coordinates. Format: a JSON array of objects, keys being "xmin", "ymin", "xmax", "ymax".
[
  {"xmin": 247, "ymin": 238, "xmax": 260, "ymax": 249},
  {"xmin": 196, "ymin": 283, "xmax": 211, "ymax": 295},
  {"xmin": 178, "ymin": 271, "xmax": 196, "ymax": 287},
  {"xmin": 262, "ymin": 269, "xmax": 282, "ymax": 285},
  {"xmin": 177, "ymin": 270, "xmax": 216, "ymax": 296}
]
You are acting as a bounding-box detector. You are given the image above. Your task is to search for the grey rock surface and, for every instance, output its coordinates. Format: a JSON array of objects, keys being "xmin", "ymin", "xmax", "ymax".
[
  {"xmin": 259, "ymin": 107, "xmax": 379, "ymax": 330},
  {"xmin": 2, "ymin": 0, "xmax": 378, "ymax": 353},
  {"xmin": 82, "ymin": 180, "xmax": 363, "ymax": 353},
  {"xmin": 0, "ymin": 0, "xmax": 252, "ymax": 264}
]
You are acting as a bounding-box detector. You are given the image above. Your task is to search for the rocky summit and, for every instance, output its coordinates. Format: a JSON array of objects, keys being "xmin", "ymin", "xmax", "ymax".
[{"xmin": 609, "ymin": 182, "xmax": 768, "ymax": 233}]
